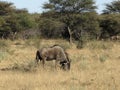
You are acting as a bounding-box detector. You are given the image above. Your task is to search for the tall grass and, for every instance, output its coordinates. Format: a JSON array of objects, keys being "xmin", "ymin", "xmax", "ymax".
[
  {"xmin": 10, "ymin": 60, "xmax": 37, "ymax": 72},
  {"xmin": 0, "ymin": 39, "xmax": 9, "ymax": 49},
  {"xmin": 85, "ymin": 40, "xmax": 114, "ymax": 50},
  {"xmin": 0, "ymin": 39, "xmax": 120, "ymax": 90},
  {"xmin": 0, "ymin": 40, "xmax": 9, "ymax": 62},
  {"xmin": 0, "ymin": 51, "xmax": 7, "ymax": 62},
  {"xmin": 24, "ymin": 38, "xmax": 41, "ymax": 49}
]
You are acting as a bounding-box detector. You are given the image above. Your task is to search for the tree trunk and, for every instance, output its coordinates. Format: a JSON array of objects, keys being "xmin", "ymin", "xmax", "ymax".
[
  {"xmin": 10, "ymin": 32, "xmax": 17, "ymax": 40},
  {"xmin": 12, "ymin": 32, "xmax": 17, "ymax": 40},
  {"xmin": 68, "ymin": 26, "xmax": 73, "ymax": 45}
]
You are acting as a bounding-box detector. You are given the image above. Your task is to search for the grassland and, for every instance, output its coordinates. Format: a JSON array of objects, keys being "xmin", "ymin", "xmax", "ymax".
[{"xmin": 0, "ymin": 39, "xmax": 120, "ymax": 90}]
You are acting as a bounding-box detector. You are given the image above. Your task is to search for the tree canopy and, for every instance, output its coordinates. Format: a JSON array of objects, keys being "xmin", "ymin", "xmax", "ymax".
[
  {"xmin": 42, "ymin": 0, "xmax": 99, "ymax": 45},
  {"xmin": 103, "ymin": 0, "xmax": 120, "ymax": 14},
  {"xmin": 0, "ymin": 0, "xmax": 120, "ymax": 43},
  {"xmin": 43, "ymin": 0, "xmax": 96, "ymax": 13},
  {"xmin": 0, "ymin": 1, "xmax": 37, "ymax": 39}
]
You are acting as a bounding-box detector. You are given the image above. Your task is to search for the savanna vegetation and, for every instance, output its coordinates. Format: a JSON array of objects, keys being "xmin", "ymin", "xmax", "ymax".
[
  {"xmin": 0, "ymin": 39, "xmax": 120, "ymax": 90},
  {"xmin": 0, "ymin": 0, "xmax": 120, "ymax": 90},
  {"xmin": 0, "ymin": 0, "xmax": 120, "ymax": 42}
]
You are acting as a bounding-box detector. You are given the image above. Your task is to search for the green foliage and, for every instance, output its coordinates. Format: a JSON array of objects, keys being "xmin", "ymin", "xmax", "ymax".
[
  {"xmin": 43, "ymin": 0, "xmax": 96, "ymax": 13},
  {"xmin": 103, "ymin": 0, "xmax": 120, "ymax": 14},
  {"xmin": 0, "ymin": 1, "xmax": 14, "ymax": 16},
  {"xmin": 0, "ymin": 0, "xmax": 120, "ymax": 41},
  {"xmin": 0, "ymin": 13, "xmax": 36, "ymax": 39},
  {"xmin": 18, "ymin": 13, "xmax": 36, "ymax": 29},
  {"xmin": 42, "ymin": 0, "xmax": 99, "ymax": 43},
  {"xmin": 100, "ymin": 14, "xmax": 120, "ymax": 39},
  {"xmin": 38, "ymin": 17, "xmax": 65, "ymax": 38},
  {"xmin": 74, "ymin": 12, "xmax": 100, "ymax": 39},
  {"xmin": 0, "ymin": 1, "xmax": 38, "ymax": 39},
  {"xmin": 0, "ymin": 16, "xmax": 5, "ymax": 26}
]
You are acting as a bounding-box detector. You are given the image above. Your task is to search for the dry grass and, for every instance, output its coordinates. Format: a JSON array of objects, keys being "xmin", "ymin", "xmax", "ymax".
[{"xmin": 0, "ymin": 39, "xmax": 120, "ymax": 90}]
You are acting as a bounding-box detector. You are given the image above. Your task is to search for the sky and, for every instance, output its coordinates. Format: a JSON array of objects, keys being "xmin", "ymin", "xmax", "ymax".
[{"xmin": 1, "ymin": 0, "xmax": 113, "ymax": 13}]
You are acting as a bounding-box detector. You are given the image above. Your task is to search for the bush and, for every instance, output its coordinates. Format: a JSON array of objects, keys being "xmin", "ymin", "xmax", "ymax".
[
  {"xmin": 100, "ymin": 14, "xmax": 120, "ymax": 39},
  {"xmin": 38, "ymin": 18, "xmax": 65, "ymax": 38},
  {"xmin": 99, "ymin": 54, "xmax": 109, "ymax": 62}
]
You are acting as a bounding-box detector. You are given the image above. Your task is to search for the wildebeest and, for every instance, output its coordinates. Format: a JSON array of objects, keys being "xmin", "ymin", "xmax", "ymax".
[{"xmin": 36, "ymin": 45, "xmax": 71, "ymax": 70}]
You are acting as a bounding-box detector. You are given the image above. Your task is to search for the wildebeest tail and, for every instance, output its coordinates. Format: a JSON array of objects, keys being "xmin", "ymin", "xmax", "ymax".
[{"xmin": 36, "ymin": 50, "xmax": 42, "ymax": 62}]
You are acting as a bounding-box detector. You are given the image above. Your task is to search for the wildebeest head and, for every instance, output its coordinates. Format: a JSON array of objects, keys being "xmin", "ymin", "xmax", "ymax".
[
  {"xmin": 63, "ymin": 52, "xmax": 71, "ymax": 70},
  {"xmin": 60, "ymin": 59, "xmax": 71, "ymax": 70}
]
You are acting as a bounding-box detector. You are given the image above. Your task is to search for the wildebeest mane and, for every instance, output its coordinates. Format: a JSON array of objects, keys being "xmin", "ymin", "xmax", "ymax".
[{"xmin": 50, "ymin": 44, "xmax": 63, "ymax": 48}]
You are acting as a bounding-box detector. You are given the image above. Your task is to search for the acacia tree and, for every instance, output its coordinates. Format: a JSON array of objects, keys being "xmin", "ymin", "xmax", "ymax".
[
  {"xmin": 100, "ymin": 14, "xmax": 120, "ymax": 39},
  {"xmin": 38, "ymin": 17, "xmax": 65, "ymax": 38},
  {"xmin": 100, "ymin": 0, "xmax": 120, "ymax": 39},
  {"xmin": 43, "ymin": 0, "xmax": 97, "ymax": 44},
  {"xmin": 0, "ymin": 1, "xmax": 37, "ymax": 39},
  {"xmin": 103, "ymin": 0, "xmax": 120, "ymax": 14},
  {"xmin": 0, "ymin": 1, "xmax": 15, "ymax": 38},
  {"xmin": 0, "ymin": 1, "xmax": 14, "ymax": 16}
]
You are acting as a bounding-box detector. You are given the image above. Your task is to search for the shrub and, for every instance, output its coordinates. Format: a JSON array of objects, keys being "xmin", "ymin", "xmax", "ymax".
[{"xmin": 99, "ymin": 54, "xmax": 109, "ymax": 62}]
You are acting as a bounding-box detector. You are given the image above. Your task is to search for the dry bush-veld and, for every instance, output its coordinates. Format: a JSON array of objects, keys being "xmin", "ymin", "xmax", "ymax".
[{"xmin": 0, "ymin": 39, "xmax": 120, "ymax": 90}]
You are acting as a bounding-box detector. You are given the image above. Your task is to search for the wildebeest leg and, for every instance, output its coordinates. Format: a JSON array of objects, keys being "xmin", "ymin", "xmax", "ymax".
[
  {"xmin": 42, "ymin": 58, "xmax": 46, "ymax": 68},
  {"xmin": 35, "ymin": 58, "xmax": 39, "ymax": 64},
  {"xmin": 55, "ymin": 60, "xmax": 59, "ymax": 69},
  {"xmin": 35, "ymin": 59, "xmax": 39, "ymax": 66}
]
